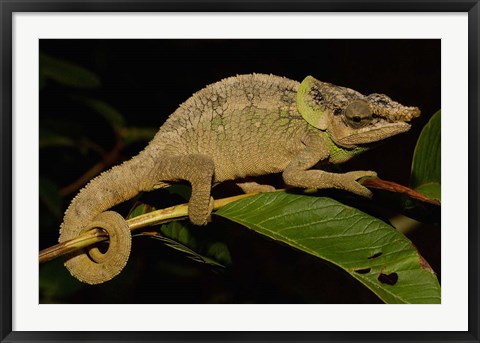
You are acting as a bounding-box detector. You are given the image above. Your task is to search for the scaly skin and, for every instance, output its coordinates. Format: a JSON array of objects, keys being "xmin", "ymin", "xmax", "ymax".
[{"xmin": 59, "ymin": 74, "xmax": 420, "ymax": 284}]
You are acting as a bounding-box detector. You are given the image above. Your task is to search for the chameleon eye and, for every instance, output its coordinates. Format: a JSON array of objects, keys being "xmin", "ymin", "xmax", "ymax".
[{"xmin": 344, "ymin": 100, "xmax": 373, "ymax": 128}]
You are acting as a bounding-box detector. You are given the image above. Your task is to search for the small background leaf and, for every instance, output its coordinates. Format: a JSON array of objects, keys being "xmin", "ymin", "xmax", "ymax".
[
  {"xmin": 216, "ymin": 192, "xmax": 440, "ymax": 304},
  {"xmin": 39, "ymin": 128, "xmax": 77, "ymax": 149},
  {"xmin": 150, "ymin": 221, "xmax": 230, "ymax": 268},
  {"xmin": 40, "ymin": 53, "xmax": 101, "ymax": 88},
  {"xmin": 126, "ymin": 202, "xmax": 156, "ymax": 219},
  {"xmin": 410, "ymin": 110, "xmax": 441, "ymax": 201},
  {"xmin": 118, "ymin": 127, "xmax": 157, "ymax": 146},
  {"xmin": 40, "ymin": 258, "xmax": 83, "ymax": 303},
  {"xmin": 128, "ymin": 202, "xmax": 231, "ymax": 269}
]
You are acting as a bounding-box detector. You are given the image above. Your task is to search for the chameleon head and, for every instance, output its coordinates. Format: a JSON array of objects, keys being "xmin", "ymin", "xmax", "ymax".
[
  {"xmin": 297, "ymin": 76, "xmax": 421, "ymax": 148},
  {"xmin": 61, "ymin": 211, "xmax": 132, "ymax": 285}
]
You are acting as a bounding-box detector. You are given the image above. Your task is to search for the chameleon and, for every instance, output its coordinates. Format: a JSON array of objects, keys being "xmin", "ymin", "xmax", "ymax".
[{"xmin": 58, "ymin": 73, "xmax": 420, "ymax": 284}]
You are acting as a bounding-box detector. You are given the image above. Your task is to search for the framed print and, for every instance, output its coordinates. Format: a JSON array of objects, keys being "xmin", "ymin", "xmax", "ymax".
[{"xmin": 1, "ymin": 1, "xmax": 479, "ymax": 342}]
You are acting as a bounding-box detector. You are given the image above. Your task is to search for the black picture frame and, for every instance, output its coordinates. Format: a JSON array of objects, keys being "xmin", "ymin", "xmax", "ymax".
[{"xmin": 1, "ymin": 1, "xmax": 479, "ymax": 342}]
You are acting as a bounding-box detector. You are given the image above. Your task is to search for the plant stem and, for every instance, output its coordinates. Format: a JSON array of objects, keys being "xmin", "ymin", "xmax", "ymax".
[{"xmin": 39, "ymin": 192, "xmax": 263, "ymax": 264}]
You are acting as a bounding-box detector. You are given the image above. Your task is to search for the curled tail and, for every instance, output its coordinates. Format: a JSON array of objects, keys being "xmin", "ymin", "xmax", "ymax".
[{"xmin": 59, "ymin": 151, "xmax": 156, "ymax": 284}]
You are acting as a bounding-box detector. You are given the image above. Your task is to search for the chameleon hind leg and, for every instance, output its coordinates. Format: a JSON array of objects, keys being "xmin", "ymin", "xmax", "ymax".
[
  {"xmin": 64, "ymin": 211, "xmax": 131, "ymax": 285},
  {"xmin": 63, "ymin": 154, "xmax": 214, "ymax": 284},
  {"xmin": 154, "ymin": 154, "xmax": 215, "ymax": 225}
]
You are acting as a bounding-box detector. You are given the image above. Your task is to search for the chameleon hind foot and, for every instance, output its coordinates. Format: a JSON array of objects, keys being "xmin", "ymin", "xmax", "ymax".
[{"xmin": 64, "ymin": 211, "xmax": 131, "ymax": 285}]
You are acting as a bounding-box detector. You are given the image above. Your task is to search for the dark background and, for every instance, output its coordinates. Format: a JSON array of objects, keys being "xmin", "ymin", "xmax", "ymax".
[{"xmin": 39, "ymin": 39, "xmax": 440, "ymax": 304}]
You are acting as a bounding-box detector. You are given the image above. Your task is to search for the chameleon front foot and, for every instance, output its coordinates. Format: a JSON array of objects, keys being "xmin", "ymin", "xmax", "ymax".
[
  {"xmin": 63, "ymin": 211, "xmax": 131, "ymax": 285},
  {"xmin": 339, "ymin": 170, "xmax": 377, "ymax": 198}
]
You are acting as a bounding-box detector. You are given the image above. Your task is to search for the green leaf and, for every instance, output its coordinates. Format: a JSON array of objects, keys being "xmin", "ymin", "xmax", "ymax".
[
  {"xmin": 165, "ymin": 183, "xmax": 192, "ymax": 202},
  {"xmin": 126, "ymin": 202, "xmax": 155, "ymax": 219},
  {"xmin": 39, "ymin": 128, "xmax": 77, "ymax": 149},
  {"xmin": 216, "ymin": 192, "xmax": 440, "ymax": 304},
  {"xmin": 40, "ymin": 258, "xmax": 83, "ymax": 302},
  {"xmin": 154, "ymin": 221, "xmax": 231, "ymax": 268},
  {"xmin": 415, "ymin": 183, "xmax": 441, "ymax": 201},
  {"xmin": 39, "ymin": 52, "xmax": 101, "ymax": 88},
  {"xmin": 411, "ymin": 110, "xmax": 441, "ymax": 201}
]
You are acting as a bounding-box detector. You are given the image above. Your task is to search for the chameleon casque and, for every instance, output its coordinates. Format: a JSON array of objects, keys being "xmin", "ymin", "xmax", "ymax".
[{"xmin": 58, "ymin": 74, "xmax": 420, "ymax": 284}]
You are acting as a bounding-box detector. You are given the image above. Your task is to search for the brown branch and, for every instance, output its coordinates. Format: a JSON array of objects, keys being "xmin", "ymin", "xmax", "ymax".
[
  {"xmin": 59, "ymin": 140, "xmax": 124, "ymax": 197},
  {"xmin": 43, "ymin": 178, "xmax": 439, "ymax": 265},
  {"xmin": 361, "ymin": 177, "xmax": 440, "ymax": 205}
]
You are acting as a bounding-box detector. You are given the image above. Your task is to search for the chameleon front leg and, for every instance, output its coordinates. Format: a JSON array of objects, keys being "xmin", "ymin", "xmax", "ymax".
[
  {"xmin": 282, "ymin": 135, "xmax": 376, "ymax": 197},
  {"xmin": 153, "ymin": 154, "xmax": 215, "ymax": 225}
]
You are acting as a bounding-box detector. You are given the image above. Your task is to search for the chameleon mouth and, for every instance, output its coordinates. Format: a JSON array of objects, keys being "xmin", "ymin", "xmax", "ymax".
[{"xmin": 336, "ymin": 121, "xmax": 411, "ymax": 146}]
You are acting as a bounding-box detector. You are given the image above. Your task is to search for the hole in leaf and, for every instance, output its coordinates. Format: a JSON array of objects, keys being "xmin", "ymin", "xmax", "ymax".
[
  {"xmin": 368, "ymin": 252, "xmax": 382, "ymax": 259},
  {"xmin": 378, "ymin": 272, "xmax": 398, "ymax": 285},
  {"xmin": 354, "ymin": 268, "xmax": 371, "ymax": 274}
]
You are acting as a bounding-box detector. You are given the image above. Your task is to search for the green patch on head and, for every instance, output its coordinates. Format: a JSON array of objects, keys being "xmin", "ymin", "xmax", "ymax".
[{"xmin": 296, "ymin": 76, "xmax": 328, "ymax": 130}]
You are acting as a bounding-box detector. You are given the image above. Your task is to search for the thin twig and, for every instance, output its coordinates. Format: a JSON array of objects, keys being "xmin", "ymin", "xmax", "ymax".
[
  {"xmin": 59, "ymin": 140, "xmax": 124, "ymax": 197},
  {"xmin": 39, "ymin": 192, "xmax": 262, "ymax": 264},
  {"xmin": 41, "ymin": 178, "xmax": 439, "ymax": 265},
  {"xmin": 361, "ymin": 177, "xmax": 440, "ymax": 205},
  {"xmin": 39, "ymin": 228, "xmax": 108, "ymax": 264}
]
